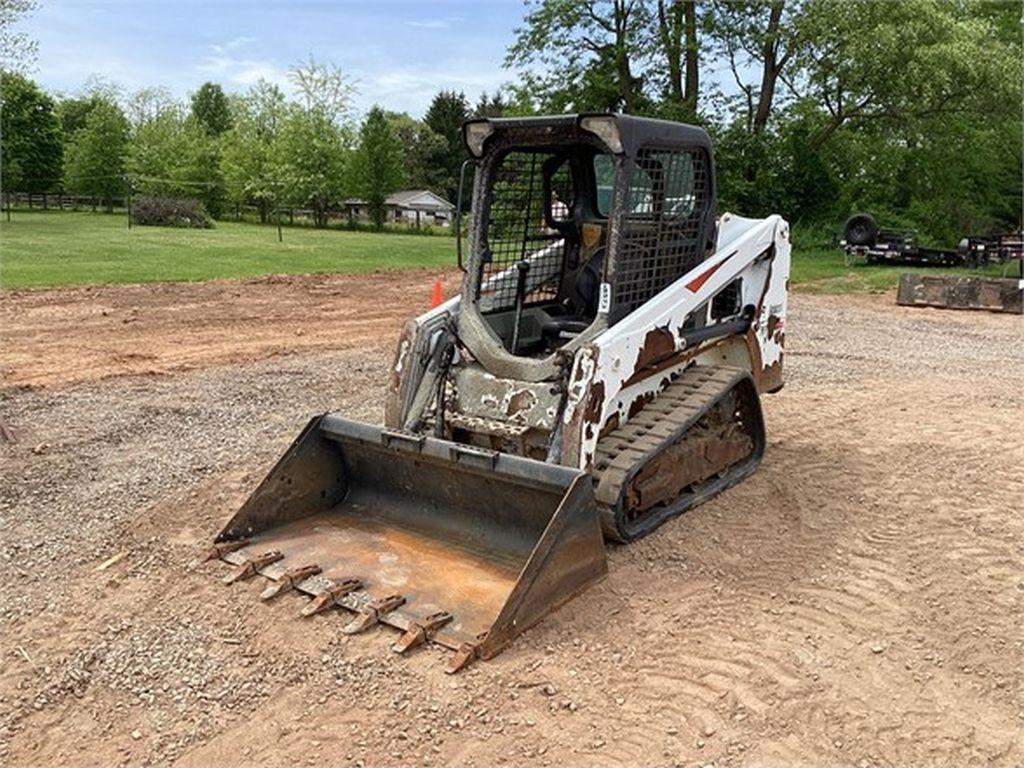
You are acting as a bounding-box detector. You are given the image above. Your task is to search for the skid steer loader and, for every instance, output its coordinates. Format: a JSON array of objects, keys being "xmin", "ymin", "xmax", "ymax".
[{"xmin": 202, "ymin": 114, "xmax": 790, "ymax": 672}]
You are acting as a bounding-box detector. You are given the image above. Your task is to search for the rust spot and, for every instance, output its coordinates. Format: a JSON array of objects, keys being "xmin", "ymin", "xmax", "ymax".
[
  {"xmin": 766, "ymin": 314, "xmax": 782, "ymax": 338},
  {"xmin": 505, "ymin": 389, "xmax": 537, "ymax": 418},
  {"xmin": 598, "ymin": 413, "xmax": 619, "ymax": 439},
  {"xmin": 635, "ymin": 326, "xmax": 677, "ymax": 371},
  {"xmin": 627, "ymin": 391, "xmax": 655, "ymax": 419},
  {"xmin": 621, "ymin": 345, "xmax": 702, "ymax": 389},
  {"xmin": 582, "ymin": 381, "xmax": 605, "ymax": 425},
  {"xmin": 762, "ymin": 355, "xmax": 784, "ymax": 392}
]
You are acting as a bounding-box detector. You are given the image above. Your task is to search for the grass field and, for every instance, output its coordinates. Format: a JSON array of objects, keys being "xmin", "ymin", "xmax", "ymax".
[
  {"xmin": 0, "ymin": 209, "xmax": 1012, "ymax": 290},
  {"xmin": 0, "ymin": 210, "xmax": 456, "ymax": 288}
]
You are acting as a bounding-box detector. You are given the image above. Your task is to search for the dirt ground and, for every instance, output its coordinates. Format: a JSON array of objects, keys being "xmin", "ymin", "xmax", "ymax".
[{"xmin": 1, "ymin": 272, "xmax": 1021, "ymax": 768}]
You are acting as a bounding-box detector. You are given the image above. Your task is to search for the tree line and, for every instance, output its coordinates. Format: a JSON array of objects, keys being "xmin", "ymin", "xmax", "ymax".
[
  {"xmin": 503, "ymin": 0, "xmax": 1021, "ymax": 243},
  {"xmin": 1, "ymin": 60, "xmax": 486, "ymax": 230},
  {"xmin": 2, "ymin": 0, "xmax": 1021, "ymax": 243}
]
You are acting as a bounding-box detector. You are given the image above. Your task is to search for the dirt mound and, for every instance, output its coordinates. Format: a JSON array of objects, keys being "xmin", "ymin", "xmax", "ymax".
[{"xmin": 0, "ymin": 270, "xmax": 460, "ymax": 390}]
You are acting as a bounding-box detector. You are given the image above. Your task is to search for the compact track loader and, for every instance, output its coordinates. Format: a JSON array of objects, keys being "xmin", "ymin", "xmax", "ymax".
[{"xmin": 203, "ymin": 114, "xmax": 791, "ymax": 672}]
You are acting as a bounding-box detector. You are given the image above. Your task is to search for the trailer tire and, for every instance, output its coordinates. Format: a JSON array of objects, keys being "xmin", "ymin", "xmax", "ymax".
[{"xmin": 844, "ymin": 213, "xmax": 878, "ymax": 247}]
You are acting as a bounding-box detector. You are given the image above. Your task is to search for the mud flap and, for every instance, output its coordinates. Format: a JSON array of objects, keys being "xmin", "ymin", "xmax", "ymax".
[{"xmin": 209, "ymin": 415, "xmax": 607, "ymax": 671}]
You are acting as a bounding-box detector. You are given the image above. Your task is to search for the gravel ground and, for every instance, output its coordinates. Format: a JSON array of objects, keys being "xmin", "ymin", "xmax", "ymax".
[{"xmin": 1, "ymin": 286, "xmax": 1021, "ymax": 767}]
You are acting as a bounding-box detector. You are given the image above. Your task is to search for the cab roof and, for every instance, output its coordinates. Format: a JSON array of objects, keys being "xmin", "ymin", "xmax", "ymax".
[{"xmin": 461, "ymin": 113, "xmax": 713, "ymax": 158}]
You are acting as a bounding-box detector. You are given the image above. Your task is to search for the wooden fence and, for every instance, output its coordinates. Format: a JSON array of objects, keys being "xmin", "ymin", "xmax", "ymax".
[{"xmin": 4, "ymin": 192, "xmax": 128, "ymax": 211}]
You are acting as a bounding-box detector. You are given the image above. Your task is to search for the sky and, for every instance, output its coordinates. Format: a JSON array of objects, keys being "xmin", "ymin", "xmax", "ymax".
[{"xmin": 19, "ymin": 0, "xmax": 527, "ymax": 118}]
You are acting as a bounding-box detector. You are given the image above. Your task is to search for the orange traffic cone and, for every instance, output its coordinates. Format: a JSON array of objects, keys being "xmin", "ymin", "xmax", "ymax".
[{"xmin": 430, "ymin": 279, "xmax": 444, "ymax": 309}]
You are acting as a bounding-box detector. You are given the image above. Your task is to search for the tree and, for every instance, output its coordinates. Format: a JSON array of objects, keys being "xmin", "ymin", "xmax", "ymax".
[
  {"xmin": 57, "ymin": 94, "xmax": 106, "ymax": 139},
  {"xmin": 796, "ymin": 0, "xmax": 1017, "ymax": 151},
  {"xmin": 127, "ymin": 86, "xmax": 175, "ymax": 130},
  {"xmin": 221, "ymin": 79, "xmax": 286, "ymax": 222},
  {"xmin": 131, "ymin": 105, "xmax": 225, "ymax": 216},
  {"xmin": 190, "ymin": 82, "xmax": 233, "ymax": 136},
  {"xmin": 288, "ymin": 56, "xmax": 356, "ymax": 125},
  {"xmin": 63, "ymin": 100, "xmax": 129, "ymax": 209},
  {"xmin": 711, "ymin": 1, "xmax": 801, "ymax": 134},
  {"xmin": 385, "ymin": 112, "xmax": 447, "ymax": 192},
  {"xmin": 0, "ymin": 0, "xmax": 38, "ymax": 72},
  {"xmin": 1, "ymin": 72, "xmax": 63, "ymax": 193},
  {"xmin": 351, "ymin": 106, "xmax": 405, "ymax": 230},
  {"xmin": 423, "ymin": 90, "xmax": 469, "ymax": 204},
  {"xmin": 655, "ymin": 0, "xmax": 699, "ymax": 120},
  {"xmin": 506, "ymin": 0, "xmax": 651, "ymax": 114},
  {"xmin": 474, "ymin": 90, "xmax": 508, "ymax": 118},
  {"xmin": 273, "ymin": 103, "xmax": 350, "ymax": 227}
]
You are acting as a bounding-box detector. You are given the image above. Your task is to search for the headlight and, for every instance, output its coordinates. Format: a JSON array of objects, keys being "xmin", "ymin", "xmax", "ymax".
[
  {"xmin": 463, "ymin": 121, "xmax": 494, "ymax": 158},
  {"xmin": 579, "ymin": 115, "xmax": 623, "ymax": 154}
]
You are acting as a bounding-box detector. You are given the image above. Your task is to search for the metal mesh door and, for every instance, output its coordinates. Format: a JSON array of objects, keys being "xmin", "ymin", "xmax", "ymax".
[
  {"xmin": 480, "ymin": 151, "xmax": 574, "ymax": 312},
  {"xmin": 613, "ymin": 148, "xmax": 709, "ymax": 316}
]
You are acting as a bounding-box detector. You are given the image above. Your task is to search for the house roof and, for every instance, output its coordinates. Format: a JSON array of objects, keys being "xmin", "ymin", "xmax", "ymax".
[{"xmin": 344, "ymin": 190, "xmax": 454, "ymax": 210}]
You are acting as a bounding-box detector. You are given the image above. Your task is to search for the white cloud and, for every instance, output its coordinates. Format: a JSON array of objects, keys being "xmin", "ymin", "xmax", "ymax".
[
  {"xmin": 195, "ymin": 52, "xmax": 288, "ymax": 89},
  {"xmin": 355, "ymin": 65, "xmax": 510, "ymax": 116},
  {"xmin": 406, "ymin": 20, "xmax": 449, "ymax": 30},
  {"xmin": 225, "ymin": 35, "xmax": 258, "ymax": 50}
]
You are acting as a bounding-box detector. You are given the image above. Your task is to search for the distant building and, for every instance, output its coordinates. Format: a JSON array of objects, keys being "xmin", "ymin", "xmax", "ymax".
[{"xmin": 344, "ymin": 190, "xmax": 455, "ymax": 227}]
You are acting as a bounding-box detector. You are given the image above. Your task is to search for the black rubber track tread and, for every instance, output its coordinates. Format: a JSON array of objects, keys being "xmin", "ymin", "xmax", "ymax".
[{"xmin": 592, "ymin": 364, "xmax": 766, "ymax": 542}]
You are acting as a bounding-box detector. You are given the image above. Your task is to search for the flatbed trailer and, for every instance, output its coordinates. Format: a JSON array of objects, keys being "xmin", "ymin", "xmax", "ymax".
[{"xmin": 841, "ymin": 213, "xmax": 1022, "ymax": 271}]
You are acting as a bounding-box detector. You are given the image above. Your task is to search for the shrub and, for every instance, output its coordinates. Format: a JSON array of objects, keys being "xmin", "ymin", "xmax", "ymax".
[{"xmin": 131, "ymin": 196, "xmax": 213, "ymax": 228}]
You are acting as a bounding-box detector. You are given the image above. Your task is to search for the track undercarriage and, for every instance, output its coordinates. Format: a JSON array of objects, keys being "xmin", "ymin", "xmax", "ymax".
[{"xmin": 594, "ymin": 365, "xmax": 766, "ymax": 541}]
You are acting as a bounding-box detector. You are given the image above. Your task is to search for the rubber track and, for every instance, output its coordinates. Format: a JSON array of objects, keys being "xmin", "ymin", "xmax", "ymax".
[{"xmin": 592, "ymin": 364, "xmax": 765, "ymax": 542}]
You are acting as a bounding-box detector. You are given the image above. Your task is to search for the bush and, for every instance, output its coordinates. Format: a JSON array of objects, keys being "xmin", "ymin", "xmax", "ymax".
[{"xmin": 131, "ymin": 196, "xmax": 213, "ymax": 229}]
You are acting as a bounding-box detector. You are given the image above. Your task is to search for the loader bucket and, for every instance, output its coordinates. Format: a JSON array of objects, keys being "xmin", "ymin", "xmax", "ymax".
[
  {"xmin": 896, "ymin": 273, "xmax": 1023, "ymax": 314},
  {"xmin": 208, "ymin": 415, "xmax": 607, "ymax": 671}
]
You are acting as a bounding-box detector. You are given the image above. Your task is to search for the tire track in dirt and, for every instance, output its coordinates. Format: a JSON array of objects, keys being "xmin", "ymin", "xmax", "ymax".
[{"xmin": 2, "ymin": 288, "xmax": 1023, "ymax": 767}]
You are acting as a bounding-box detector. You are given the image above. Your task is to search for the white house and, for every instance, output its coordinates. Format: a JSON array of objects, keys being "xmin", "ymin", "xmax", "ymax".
[{"xmin": 344, "ymin": 190, "xmax": 455, "ymax": 227}]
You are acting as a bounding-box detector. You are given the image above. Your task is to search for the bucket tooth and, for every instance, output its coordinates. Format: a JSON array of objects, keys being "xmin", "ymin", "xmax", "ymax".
[
  {"xmin": 300, "ymin": 577, "xmax": 363, "ymax": 617},
  {"xmin": 446, "ymin": 633, "xmax": 488, "ymax": 674},
  {"xmin": 392, "ymin": 611, "xmax": 453, "ymax": 654},
  {"xmin": 222, "ymin": 550, "xmax": 284, "ymax": 585},
  {"xmin": 341, "ymin": 594, "xmax": 405, "ymax": 635},
  {"xmin": 192, "ymin": 539, "xmax": 250, "ymax": 567},
  {"xmin": 260, "ymin": 564, "xmax": 322, "ymax": 601}
]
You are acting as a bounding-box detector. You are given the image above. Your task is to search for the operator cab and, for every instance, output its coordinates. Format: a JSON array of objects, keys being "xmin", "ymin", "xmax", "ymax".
[{"xmin": 458, "ymin": 114, "xmax": 717, "ymax": 380}]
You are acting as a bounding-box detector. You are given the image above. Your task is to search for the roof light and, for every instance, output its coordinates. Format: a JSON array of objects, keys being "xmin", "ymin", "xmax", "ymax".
[
  {"xmin": 463, "ymin": 120, "xmax": 494, "ymax": 158},
  {"xmin": 579, "ymin": 115, "xmax": 623, "ymax": 154}
]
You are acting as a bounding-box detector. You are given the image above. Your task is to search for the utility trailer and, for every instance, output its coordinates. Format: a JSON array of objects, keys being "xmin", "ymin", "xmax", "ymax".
[
  {"xmin": 842, "ymin": 214, "xmax": 961, "ymax": 266},
  {"xmin": 842, "ymin": 213, "xmax": 1023, "ymax": 271}
]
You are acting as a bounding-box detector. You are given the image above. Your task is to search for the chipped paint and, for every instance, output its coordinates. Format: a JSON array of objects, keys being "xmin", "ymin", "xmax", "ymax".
[
  {"xmin": 634, "ymin": 325, "xmax": 677, "ymax": 370},
  {"xmin": 572, "ymin": 214, "xmax": 791, "ymax": 469}
]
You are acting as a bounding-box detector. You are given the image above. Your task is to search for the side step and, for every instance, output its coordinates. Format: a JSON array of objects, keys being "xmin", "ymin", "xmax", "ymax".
[{"xmin": 593, "ymin": 365, "xmax": 766, "ymax": 542}]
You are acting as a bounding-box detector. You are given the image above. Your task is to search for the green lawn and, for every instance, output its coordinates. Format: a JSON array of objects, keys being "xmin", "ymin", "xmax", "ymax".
[
  {"xmin": 0, "ymin": 210, "xmax": 457, "ymax": 288},
  {"xmin": 790, "ymin": 245, "xmax": 1012, "ymax": 293},
  {"xmin": 0, "ymin": 209, "xmax": 1013, "ymax": 291}
]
